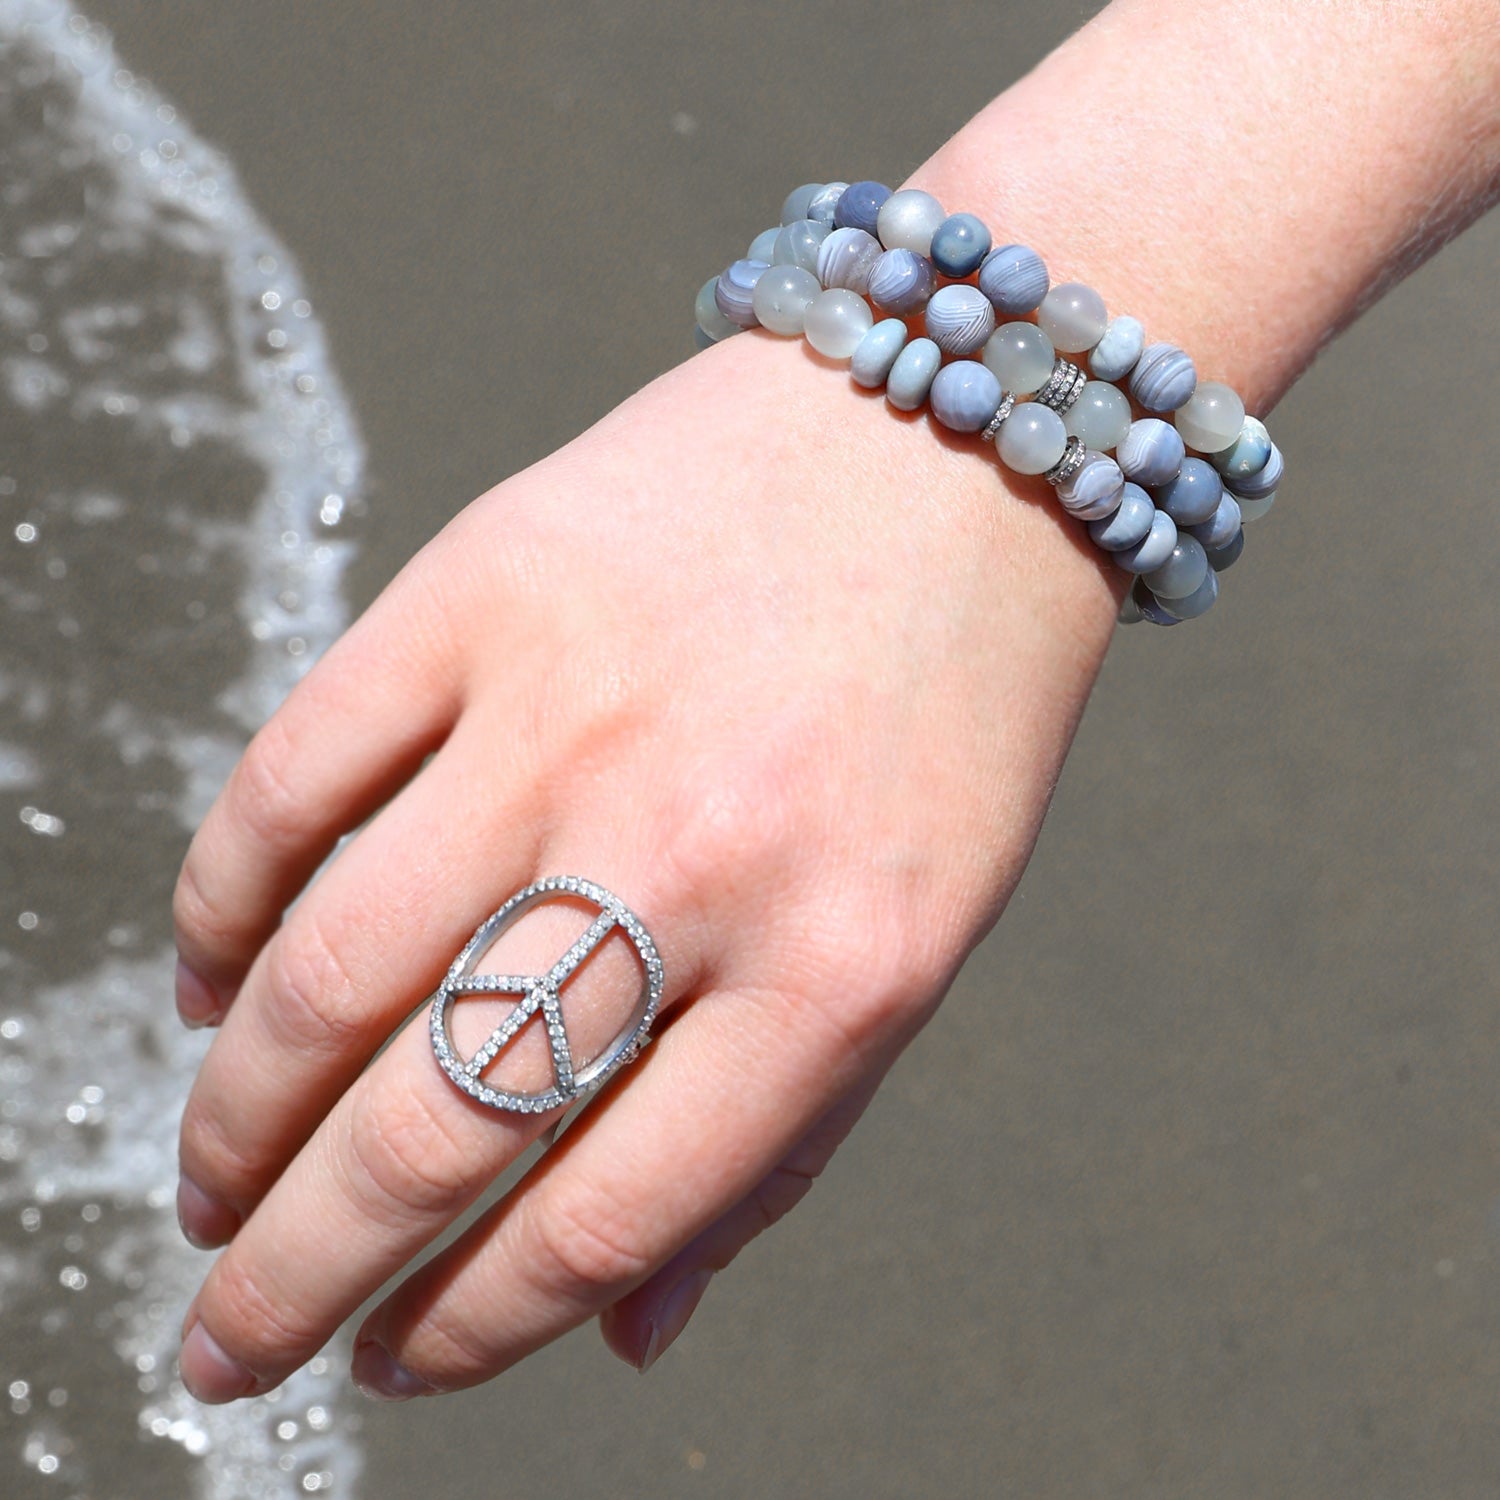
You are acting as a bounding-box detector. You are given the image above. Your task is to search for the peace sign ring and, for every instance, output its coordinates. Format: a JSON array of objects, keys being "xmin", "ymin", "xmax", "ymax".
[{"xmin": 428, "ymin": 876, "xmax": 664, "ymax": 1114}]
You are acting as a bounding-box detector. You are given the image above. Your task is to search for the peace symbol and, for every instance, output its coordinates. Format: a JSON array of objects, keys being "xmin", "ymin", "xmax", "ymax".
[{"xmin": 428, "ymin": 876, "xmax": 664, "ymax": 1114}]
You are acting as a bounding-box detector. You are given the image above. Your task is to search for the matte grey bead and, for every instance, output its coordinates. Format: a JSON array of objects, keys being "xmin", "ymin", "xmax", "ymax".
[
  {"xmin": 1187, "ymin": 494, "xmax": 1242, "ymax": 552},
  {"xmin": 1237, "ymin": 490, "xmax": 1277, "ymax": 523},
  {"xmin": 1055, "ymin": 451, "xmax": 1125, "ymax": 520},
  {"xmin": 982, "ymin": 321, "xmax": 1056, "ymax": 395},
  {"xmin": 748, "ymin": 226, "xmax": 781, "ymax": 263},
  {"xmin": 924, "ymin": 284, "xmax": 996, "ymax": 356},
  {"xmin": 751, "ymin": 264, "xmax": 822, "ymax": 336},
  {"xmin": 1129, "ymin": 342, "xmax": 1198, "ymax": 411},
  {"xmin": 1088, "ymin": 315, "xmax": 1145, "ymax": 382},
  {"xmin": 1209, "ymin": 415, "xmax": 1273, "ymax": 479},
  {"xmin": 1205, "ymin": 529, "xmax": 1246, "ymax": 571},
  {"xmin": 696, "ymin": 276, "xmax": 741, "ymax": 342},
  {"xmin": 1037, "ymin": 282, "xmax": 1108, "ymax": 354},
  {"xmin": 1088, "ymin": 483, "xmax": 1155, "ymax": 550},
  {"xmin": 1117, "ymin": 418, "xmax": 1185, "ymax": 487},
  {"xmin": 714, "ymin": 259, "xmax": 769, "ymax": 328},
  {"xmin": 930, "ymin": 212, "xmax": 992, "ymax": 277},
  {"xmin": 1224, "ymin": 441, "xmax": 1283, "ymax": 499},
  {"xmin": 781, "ymin": 183, "xmax": 822, "ymax": 226},
  {"xmin": 1133, "ymin": 578, "xmax": 1183, "ymax": 626},
  {"xmin": 807, "ymin": 181, "xmax": 850, "ymax": 229},
  {"xmin": 1156, "ymin": 564, "xmax": 1220, "ymax": 620},
  {"xmin": 850, "ymin": 318, "xmax": 908, "ymax": 389},
  {"xmin": 997, "ymin": 403, "xmax": 1069, "ymax": 475},
  {"xmin": 773, "ymin": 219, "xmax": 831, "ymax": 273},
  {"xmin": 816, "ymin": 227, "xmax": 883, "ymax": 294},
  {"xmin": 834, "ymin": 180, "xmax": 893, "ymax": 236},
  {"xmin": 885, "ymin": 337, "xmax": 943, "ymax": 411},
  {"xmin": 1144, "ymin": 535, "xmax": 1209, "ymax": 599},
  {"xmin": 876, "ymin": 188, "xmax": 946, "ymax": 254},
  {"xmin": 868, "ymin": 249, "xmax": 938, "ymax": 315},
  {"xmin": 1155, "ymin": 457, "xmax": 1223, "ymax": 526},
  {"xmin": 929, "ymin": 360, "xmax": 1004, "ymax": 433},
  {"xmin": 1115, "ymin": 507, "xmax": 1178, "ymax": 574},
  {"xmin": 977, "ymin": 244, "xmax": 1049, "ymax": 315}
]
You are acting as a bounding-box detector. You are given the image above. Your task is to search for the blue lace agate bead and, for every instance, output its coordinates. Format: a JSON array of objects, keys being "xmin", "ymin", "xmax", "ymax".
[
  {"xmin": 977, "ymin": 244, "xmax": 1049, "ymax": 315},
  {"xmin": 834, "ymin": 180, "xmax": 893, "ymax": 236},
  {"xmin": 696, "ymin": 276, "xmax": 741, "ymax": 342},
  {"xmin": 924, "ymin": 284, "xmax": 996, "ymax": 356},
  {"xmin": 929, "ymin": 360, "xmax": 1004, "ymax": 433},
  {"xmin": 816, "ymin": 227, "xmax": 882, "ymax": 294},
  {"xmin": 886, "ymin": 337, "xmax": 943, "ymax": 411},
  {"xmin": 1224, "ymin": 441, "xmax": 1283, "ymax": 500},
  {"xmin": 714, "ymin": 259, "xmax": 770, "ymax": 327},
  {"xmin": 1115, "ymin": 507, "xmax": 1179, "ymax": 574},
  {"xmin": 1129, "ymin": 342, "xmax": 1198, "ymax": 412},
  {"xmin": 1187, "ymin": 494, "xmax": 1242, "ymax": 552},
  {"xmin": 1055, "ymin": 451, "xmax": 1125, "ymax": 520},
  {"xmin": 1143, "ymin": 535, "xmax": 1209, "ymax": 600},
  {"xmin": 929, "ymin": 212, "xmax": 992, "ymax": 277},
  {"xmin": 1205, "ymin": 530, "xmax": 1246, "ymax": 571},
  {"xmin": 868, "ymin": 248, "xmax": 938, "ymax": 315},
  {"xmin": 1117, "ymin": 418, "xmax": 1186, "ymax": 488},
  {"xmin": 1088, "ymin": 483, "xmax": 1156, "ymax": 550},
  {"xmin": 850, "ymin": 318, "xmax": 908, "ymax": 389},
  {"xmin": 806, "ymin": 182, "xmax": 849, "ymax": 228},
  {"xmin": 1155, "ymin": 457, "xmax": 1222, "ymax": 526}
]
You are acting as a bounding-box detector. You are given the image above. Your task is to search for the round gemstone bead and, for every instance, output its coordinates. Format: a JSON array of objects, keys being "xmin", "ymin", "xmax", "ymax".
[
  {"xmin": 1132, "ymin": 579, "xmax": 1184, "ymax": 627},
  {"xmin": 695, "ymin": 276, "xmax": 741, "ymax": 342},
  {"xmin": 1205, "ymin": 530, "xmax": 1246, "ymax": 571},
  {"xmin": 816, "ymin": 227, "xmax": 883, "ymax": 294},
  {"xmin": 1055, "ymin": 451, "xmax": 1124, "ymax": 519},
  {"xmin": 929, "ymin": 212, "xmax": 992, "ymax": 277},
  {"xmin": 1063, "ymin": 380, "xmax": 1132, "ymax": 451},
  {"xmin": 751, "ymin": 265, "xmax": 822, "ymax": 335},
  {"xmin": 747, "ymin": 226, "xmax": 781, "ymax": 263},
  {"xmin": 1176, "ymin": 381, "xmax": 1246, "ymax": 454},
  {"xmin": 1224, "ymin": 441, "xmax": 1284, "ymax": 499},
  {"xmin": 1155, "ymin": 564, "xmax": 1219, "ymax": 620},
  {"xmin": 1088, "ymin": 315, "xmax": 1145, "ymax": 382},
  {"xmin": 977, "ymin": 244, "xmax": 1049, "ymax": 315},
  {"xmin": 803, "ymin": 288, "xmax": 874, "ymax": 360},
  {"xmin": 1115, "ymin": 507, "xmax": 1179, "ymax": 574},
  {"xmin": 714, "ymin": 259, "xmax": 769, "ymax": 328},
  {"xmin": 806, "ymin": 182, "xmax": 849, "ymax": 228},
  {"xmin": 1117, "ymin": 418, "xmax": 1186, "ymax": 487},
  {"xmin": 1037, "ymin": 282, "xmax": 1108, "ymax": 353},
  {"xmin": 1129, "ymin": 342, "xmax": 1198, "ymax": 411},
  {"xmin": 1186, "ymin": 494, "xmax": 1242, "ymax": 552},
  {"xmin": 1143, "ymin": 535, "xmax": 1209, "ymax": 599},
  {"xmin": 1210, "ymin": 416, "xmax": 1273, "ymax": 479},
  {"xmin": 875, "ymin": 188, "xmax": 946, "ymax": 254},
  {"xmin": 924, "ymin": 284, "xmax": 996, "ymax": 356},
  {"xmin": 780, "ymin": 183, "xmax": 822, "ymax": 225},
  {"xmin": 867, "ymin": 248, "xmax": 938, "ymax": 315},
  {"xmin": 1155, "ymin": 457, "xmax": 1223, "ymax": 526},
  {"xmin": 834, "ymin": 180, "xmax": 893, "ymax": 236},
  {"xmin": 982, "ymin": 321, "xmax": 1056, "ymax": 396},
  {"xmin": 850, "ymin": 319, "xmax": 909, "ymax": 389},
  {"xmin": 885, "ymin": 337, "xmax": 943, "ymax": 411},
  {"xmin": 1088, "ymin": 483, "xmax": 1156, "ymax": 550},
  {"xmin": 929, "ymin": 360, "xmax": 1004, "ymax": 433},
  {"xmin": 773, "ymin": 219, "xmax": 831, "ymax": 272},
  {"xmin": 1236, "ymin": 490, "xmax": 1277, "ymax": 523},
  {"xmin": 997, "ymin": 403, "xmax": 1068, "ymax": 475}
]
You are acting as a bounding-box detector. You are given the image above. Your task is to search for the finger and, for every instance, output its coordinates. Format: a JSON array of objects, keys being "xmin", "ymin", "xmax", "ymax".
[{"xmin": 172, "ymin": 564, "xmax": 464, "ymax": 1027}]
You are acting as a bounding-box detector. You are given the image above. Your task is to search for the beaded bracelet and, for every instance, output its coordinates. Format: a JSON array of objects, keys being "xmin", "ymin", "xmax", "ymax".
[{"xmin": 694, "ymin": 180, "xmax": 1285, "ymax": 626}]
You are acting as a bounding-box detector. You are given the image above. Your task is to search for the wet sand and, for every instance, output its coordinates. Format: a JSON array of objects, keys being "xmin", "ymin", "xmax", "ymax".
[{"xmin": 24, "ymin": 0, "xmax": 1500, "ymax": 1494}]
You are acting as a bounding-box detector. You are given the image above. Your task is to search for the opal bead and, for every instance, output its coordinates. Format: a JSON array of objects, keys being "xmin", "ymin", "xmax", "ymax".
[
  {"xmin": 803, "ymin": 288, "xmax": 874, "ymax": 360},
  {"xmin": 834, "ymin": 180, "xmax": 892, "ymax": 236},
  {"xmin": 867, "ymin": 249, "xmax": 937, "ymax": 315},
  {"xmin": 695, "ymin": 276, "xmax": 741, "ymax": 342},
  {"xmin": 748, "ymin": 227, "xmax": 781, "ymax": 264},
  {"xmin": 929, "ymin": 212, "xmax": 992, "ymax": 277},
  {"xmin": 1175, "ymin": 380, "xmax": 1246, "ymax": 454},
  {"xmin": 1155, "ymin": 564, "xmax": 1220, "ymax": 620},
  {"xmin": 1143, "ymin": 535, "xmax": 1209, "ymax": 599},
  {"xmin": 1088, "ymin": 483, "xmax": 1155, "ymax": 551},
  {"xmin": 816, "ymin": 227, "xmax": 883, "ymax": 294},
  {"xmin": 751, "ymin": 265, "xmax": 822, "ymax": 336},
  {"xmin": 1088, "ymin": 315, "xmax": 1145, "ymax": 382},
  {"xmin": 1209, "ymin": 415, "xmax": 1273, "ymax": 479},
  {"xmin": 1236, "ymin": 490, "xmax": 1277, "ymax": 523},
  {"xmin": 773, "ymin": 219, "xmax": 831, "ymax": 273},
  {"xmin": 1224, "ymin": 441, "xmax": 1283, "ymax": 500},
  {"xmin": 1129, "ymin": 342, "xmax": 1198, "ymax": 411},
  {"xmin": 977, "ymin": 244, "xmax": 1048, "ymax": 315},
  {"xmin": 1037, "ymin": 282, "xmax": 1108, "ymax": 353},
  {"xmin": 929, "ymin": 360, "xmax": 1004, "ymax": 433},
  {"xmin": 1133, "ymin": 579, "xmax": 1183, "ymax": 626},
  {"xmin": 850, "ymin": 318, "xmax": 908, "ymax": 389},
  {"xmin": 1062, "ymin": 380, "xmax": 1132, "ymax": 451},
  {"xmin": 924, "ymin": 284, "xmax": 996, "ymax": 356},
  {"xmin": 1117, "ymin": 418, "xmax": 1186, "ymax": 487},
  {"xmin": 714, "ymin": 259, "xmax": 770, "ymax": 328},
  {"xmin": 1114, "ymin": 508, "xmax": 1178, "ymax": 574},
  {"xmin": 1055, "ymin": 451, "xmax": 1125, "ymax": 520},
  {"xmin": 982, "ymin": 321, "xmax": 1055, "ymax": 396},
  {"xmin": 997, "ymin": 403, "xmax": 1068, "ymax": 475},
  {"xmin": 1205, "ymin": 530, "xmax": 1246, "ymax": 571},
  {"xmin": 781, "ymin": 183, "xmax": 822, "ymax": 226},
  {"xmin": 886, "ymin": 337, "xmax": 943, "ymax": 412},
  {"xmin": 875, "ymin": 188, "xmax": 946, "ymax": 255},
  {"xmin": 807, "ymin": 181, "xmax": 850, "ymax": 228},
  {"xmin": 1155, "ymin": 457, "xmax": 1222, "ymax": 526},
  {"xmin": 1187, "ymin": 494, "xmax": 1242, "ymax": 552}
]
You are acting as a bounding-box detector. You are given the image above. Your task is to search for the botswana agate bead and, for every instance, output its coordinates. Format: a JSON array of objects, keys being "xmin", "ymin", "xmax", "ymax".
[
  {"xmin": 1088, "ymin": 315, "xmax": 1145, "ymax": 383},
  {"xmin": 886, "ymin": 337, "xmax": 943, "ymax": 411},
  {"xmin": 834, "ymin": 180, "xmax": 892, "ymax": 236},
  {"xmin": 868, "ymin": 249, "xmax": 937, "ymax": 315},
  {"xmin": 978, "ymin": 244, "xmax": 1049, "ymax": 316},
  {"xmin": 816, "ymin": 227, "xmax": 882, "ymax": 294},
  {"xmin": 929, "ymin": 212, "xmax": 992, "ymax": 277},
  {"xmin": 773, "ymin": 219, "xmax": 831, "ymax": 273},
  {"xmin": 1144, "ymin": 535, "xmax": 1209, "ymax": 600},
  {"xmin": 714, "ymin": 259, "xmax": 770, "ymax": 327},
  {"xmin": 1187, "ymin": 494, "xmax": 1242, "ymax": 552},
  {"xmin": 1114, "ymin": 508, "xmax": 1179, "ymax": 575},
  {"xmin": 806, "ymin": 182, "xmax": 849, "ymax": 228},
  {"xmin": 1054, "ymin": 450, "xmax": 1125, "ymax": 520},
  {"xmin": 1129, "ymin": 342, "xmax": 1198, "ymax": 411},
  {"xmin": 924, "ymin": 284, "xmax": 996, "ymax": 356},
  {"xmin": 695, "ymin": 277, "xmax": 740, "ymax": 342},
  {"xmin": 929, "ymin": 360, "xmax": 1004, "ymax": 433},
  {"xmin": 875, "ymin": 188, "xmax": 946, "ymax": 255},
  {"xmin": 850, "ymin": 318, "xmax": 908, "ymax": 389},
  {"xmin": 1088, "ymin": 483, "xmax": 1156, "ymax": 551},
  {"xmin": 1117, "ymin": 418, "xmax": 1186, "ymax": 487},
  {"xmin": 1224, "ymin": 441, "xmax": 1284, "ymax": 500},
  {"xmin": 1155, "ymin": 457, "xmax": 1223, "ymax": 527}
]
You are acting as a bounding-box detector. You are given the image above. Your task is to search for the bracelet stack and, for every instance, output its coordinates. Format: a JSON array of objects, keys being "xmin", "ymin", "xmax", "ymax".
[{"xmin": 693, "ymin": 180, "xmax": 1284, "ymax": 626}]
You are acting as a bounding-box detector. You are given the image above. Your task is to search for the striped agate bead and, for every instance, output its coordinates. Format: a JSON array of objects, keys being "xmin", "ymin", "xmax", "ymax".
[
  {"xmin": 924, "ymin": 284, "xmax": 996, "ymax": 356},
  {"xmin": 1129, "ymin": 342, "xmax": 1198, "ymax": 412},
  {"xmin": 977, "ymin": 244, "xmax": 1049, "ymax": 315},
  {"xmin": 1054, "ymin": 450, "xmax": 1125, "ymax": 520},
  {"xmin": 1224, "ymin": 441, "xmax": 1284, "ymax": 500},
  {"xmin": 816, "ymin": 227, "xmax": 883, "ymax": 294},
  {"xmin": 834, "ymin": 180, "xmax": 893, "ymax": 236},
  {"xmin": 1088, "ymin": 483, "xmax": 1156, "ymax": 550},
  {"xmin": 868, "ymin": 248, "xmax": 937, "ymax": 315},
  {"xmin": 714, "ymin": 259, "xmax": 770, "ymax": 327},
  {"xmin": 930, "ymin": 361, "xmax": 1005, "ymax": 433},
  {"xmin": 1117, "ymin": 418, "xmax": 1186, "ymax": 488}
]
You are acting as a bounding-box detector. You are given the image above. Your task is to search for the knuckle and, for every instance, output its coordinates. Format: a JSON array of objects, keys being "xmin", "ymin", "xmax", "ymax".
[
  {"xmin": 179, "ymin": 1093, "xmax": 259, "ymax": 1204},
  {"xmin": 228, "ymin": 716, "xmax": 311, "ymax": 851},
  {"xmin": 523, "ymin": 1185, "xmax": 653, "ymax": 1300},
  {"xmin": 172, "ymin": 847, "xmax": 239, "ymax": 962},
  {"xmin": 403, "ymin": 1305, "xmax": 497, "ymax": 1387},
  {"xmin": 206, "ymin": 1255, "xmax": 314, "ymax": 1370},
  {"xmin": 344, "ymin": 1077, "xmax": 477, "ymax": 1223},
  {"xmin": 747, "ymin": 1163, "xmax": 817, "ymax": 1236},
  {"xmin": 261, "ymin": 914, "xmax": 368, "ymax": 1058}
]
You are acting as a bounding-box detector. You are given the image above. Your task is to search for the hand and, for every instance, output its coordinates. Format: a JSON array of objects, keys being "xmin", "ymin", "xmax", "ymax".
[{"xmin": 171, "ymin": 328, "xmax": 1118, "ymax": 1401}]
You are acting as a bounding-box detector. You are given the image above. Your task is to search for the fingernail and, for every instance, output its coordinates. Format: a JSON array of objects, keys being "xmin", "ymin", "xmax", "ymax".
[
  {"xmin": 640, "ymin": 1270, "xmax": 713, "ymax": 1373},
  {"xmin": 351, "ymin": 1337, "xmax": 437, "ymax": 1402},
  {"xmin": 176, "ymin": 960, "xmax": 223, "ymax": 1029},
  {"xmin": 177, "ymin": 1175, "xmax": 241, "ymax": 1250},
  {"xmin": 180, "ymin": 1321, "xmax": 258, "ymax": 1404}
]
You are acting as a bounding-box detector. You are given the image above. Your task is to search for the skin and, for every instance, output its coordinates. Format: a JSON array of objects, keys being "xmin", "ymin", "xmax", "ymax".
[{"xmin": 171, "ymin": 0, "xmax": 1500, "ymax": 1402}]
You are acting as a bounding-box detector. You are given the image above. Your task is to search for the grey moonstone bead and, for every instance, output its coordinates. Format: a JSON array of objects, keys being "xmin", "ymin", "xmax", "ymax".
[
  {"xmin": 834, "ymin": 180, "xmax": 892, "ymax": 236},
  {"xmin": 1205, "ymin": 529, "xmax": 1246, "ymax": 571},
  {"xmin": 929, "ymin": 360, "xmax": 1004, "ymax": 433},
  {"xmin": 781, "ymin": 183, "xmax": 823, "ymax": 225},
  {"xmin": 1129, "ymin": 342, "xmax": 1198, "ymax": 411},
  {"xmin": 982, "ymin": 321, "xmax": 1055, "ymax": 396},
  {"xmin": 751, "ymin": 264, "xmax": 822, "ymax": 336},
  {"xmin": 1155, "ymin": 457, "xmax": 1223, "ymax": 526},
  {"xmin": 1114, "ymin": 507, "xmax": 1178, "ymax": 574},
  {"xmin": 1210, "ymin": 415, "xmax": 1272, "ymax": 479},
  {"xmin": 868, "ymin": 248, "xmax": 938, "ymax": 315},
  {"xmin": 816, "ymin": 227, "xmax": 883, "ymax": 294},
  {"xmin": 924, "ymin": 284, "xmax": 996, "ymax": 356},
  {"xmin": 695, "ymin": 276, "xmax": 741, "ymax": 342},
  {"xmin": 1088, "ymin": 483, "xmax": 1155, "ymax": 551},
  {"xmin": 930, "ymin": 212, "xmax": 992, "ymax": 277},
  {"xmin": 1088, "ymin": 315, "xmax": 1145, "ymax": 382},
  {"xmin": 748, "ymin": 226, "xmax": 781, "ymax": 263},
  {"xmin": 875, "ymin": 188, "xmax": 946, "ymax": 254},
  {"xmin": 1117, "ymin": 418, "xmax": 1185, "ymax": 487},
  {"xmin": 996, "ymin": 403, "xmax": 1068, "ymax": 476},
  {"xmin": 692, "ymin": 325, "xmax": 715, "ymax": 352},
  {"xmin": 807, "ymin": 181, "xmax": 850, "ymax": 228},
  {"xmin": 977, "ymin": 244, "xmax": 1048, "ymax": 315},
  {"xmin": 1236, "ymin": 490, "xmax": 1277, "ymax": 523},
  {"xmin": 714, "ymin": 259, "xmax": 770, "ymax": 328},
  {"xmin": 885, "ymin": 337, "xmax": 943, "ymax": 411},
  {"xmin": 773, "ymin": 219, "xmax": 832, "ymax": 273},
  {"xmin": 1143, "ymin": 534, "xmax": 1209, "ymax": 599},
  {"xmin": 850, "ymin": 318, "xmax": 908, "ymax": 389},
  {"xmin": 803, "ymin": 288, "xmax": 873, "ymax": 360},
  {"xmin": 1156, "ymin": 564, "xmax": 1220, "ymax": 620},
  {"xmin": 1037, "ymin": 281, "xmax": 1108, "ymax": 354},
  {"xmin": 1055, "ymin": 450, "xmax": 1125, "ymax": 520},
  {"xmin": 1175, "ymin": 380, "xmax": 1245, "ymax": 455},
  {"xmin": 1187, "ymin": 494, "xmax": 1242, "ymax": 552},
  {"xmin": 1062, "ymin": 380, "xmax": 1132, "ymax": 452},
  {"xmin": 1132, "ymin": 578, "xmax": 1183, "ymax": 626},
  {"xmin": 1224, "ymin": 441, "xmax": 1284, "ymax": 499}
]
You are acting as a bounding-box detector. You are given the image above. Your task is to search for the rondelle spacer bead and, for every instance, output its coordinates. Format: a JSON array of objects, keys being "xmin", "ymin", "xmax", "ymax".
[
  {"xmin": 979, "ymin": 392, "xmax": 1016, "ymax": 442},
  {"xmin": 1034, "ymin": 358, "xmax": 1087, "ymax": 414},
  {"xmin": 1043, "ymin": 436, "xmax": 1089, "ymax": 486}
]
